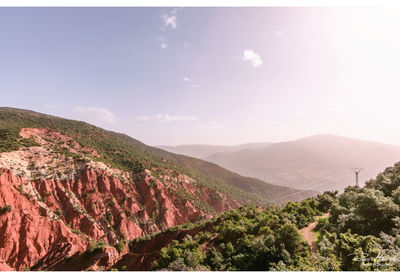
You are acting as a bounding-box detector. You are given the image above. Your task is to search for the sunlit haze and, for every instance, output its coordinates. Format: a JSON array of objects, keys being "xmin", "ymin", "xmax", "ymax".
[{"xmin": 1, "ymin": 7, "xmax": 400, "ymax": 146}]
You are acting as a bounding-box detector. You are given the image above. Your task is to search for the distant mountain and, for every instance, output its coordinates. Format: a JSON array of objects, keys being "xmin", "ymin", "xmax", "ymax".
[
  {"xmin": 158, "ymin": 142, "xmax": 272, "ymax": 159},
  {"xmin": 205, "ymin": 134, "xmax": 400, "ymax": 192}
]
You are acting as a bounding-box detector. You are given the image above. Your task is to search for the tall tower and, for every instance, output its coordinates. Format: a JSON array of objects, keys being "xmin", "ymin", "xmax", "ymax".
[{"xmin": 351, "ymin": 168, "xmax": 363, "ymax": 187}]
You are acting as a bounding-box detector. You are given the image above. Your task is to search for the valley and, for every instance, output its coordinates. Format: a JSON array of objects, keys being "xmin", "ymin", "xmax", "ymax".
[{"xmin": 161, "ymin": 135, "xmax": 400, "ymax": 192}]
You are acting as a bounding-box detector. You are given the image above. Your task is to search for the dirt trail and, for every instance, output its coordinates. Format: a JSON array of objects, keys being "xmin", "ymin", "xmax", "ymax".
[{"xmin": 299, "ymin": 213, "xmax": 329, "ymax": 252}]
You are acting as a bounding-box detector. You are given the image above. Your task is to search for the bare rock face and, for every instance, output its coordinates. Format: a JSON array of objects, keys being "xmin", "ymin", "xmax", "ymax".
[
  {"xmin": 0, "ymin": 128, "xmax": 241, "ymax": 270},
  {"xmin": 0, "ymin": 169, "xmax": 87, "ymax": 270}
]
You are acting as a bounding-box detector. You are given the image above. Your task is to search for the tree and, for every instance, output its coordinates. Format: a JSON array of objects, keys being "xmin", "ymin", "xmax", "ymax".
[{"xmin": 276, "ymin": 223, "xmax": 303, "ymax": 255}]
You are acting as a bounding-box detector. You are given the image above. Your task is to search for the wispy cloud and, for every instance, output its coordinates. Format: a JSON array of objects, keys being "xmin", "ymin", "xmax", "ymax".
[
  {"xmin": 208, "ymin": 121, "xmax": 228, "ymax": 130},
  {"xmin": 136, "ymin": 114, "xmax": 198, "ymax": 123},
  {"xmin": 196, "ymin": 121, "xmax": 229, "ymax": 131},
  {"xmin": 45, "ymin": 104, "xmax": 58, "ymax": 109},
  {"xmin": 182, "ymin": 76, "xmax": 199, "ymax": 88},
  {"xmin": 184, "ymin": 42, "xmax": 190, "ymax": 48},
  {"xmin": 158, "ymin": 36, "xmax": 168, "ymax": 49},
  {"xmin": 275, "ymin": 30, "xmax": 285, "ymax": 37},
  {"xmin": 240, "ymin": 50, "xmax": 263, "ymax": 68},
  {"xmin": 73, "ymin": 106, "xmax": 116, "ymax": 124},
  {"xmin": 263, "ymin": 29, "xmax": 285, "ymax": 38}
]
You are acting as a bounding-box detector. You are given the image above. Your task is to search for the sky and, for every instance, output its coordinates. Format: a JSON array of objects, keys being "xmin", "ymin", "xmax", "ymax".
[{"xmin": 1, "ymin": 7, "xmax": 400, "ymax": 146}]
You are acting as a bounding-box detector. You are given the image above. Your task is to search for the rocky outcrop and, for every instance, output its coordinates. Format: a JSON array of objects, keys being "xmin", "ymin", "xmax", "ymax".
[
  {"xmin": 0, "ymin": 127, "xmax": 241, "ymax": 270},
  {"xmin": 0, "ymin": 169, "xmax": 87, "ymax": 270},
  {"xmin": 0, "ymin": 166, "xmax": 240, "ymax": 270}
]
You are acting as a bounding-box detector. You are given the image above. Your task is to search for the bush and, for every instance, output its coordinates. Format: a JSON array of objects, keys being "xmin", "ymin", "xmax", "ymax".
[
  {"xmin": 88, "ymin": 241, "xmax": 107, "ymax": 253},
  {"xmin": 72, "ymin": 229, "xmax": 82, "ymax": 235},
  {"xmin": 276, "ymin": 223, "xmax": 303, "ymax": 254},
  {"xmin": 0, "ymin": 205, "xmax": 12, "ymax": 214},
  {"xmin": 115, "ymin": 241, "xmax": 125, "ymax": 253}
]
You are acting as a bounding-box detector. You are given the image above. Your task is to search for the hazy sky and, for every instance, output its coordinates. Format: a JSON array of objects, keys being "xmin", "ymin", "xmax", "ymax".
[{"xmin": 1, "ymin": 7, "xmax": 400, "ymax": 146}]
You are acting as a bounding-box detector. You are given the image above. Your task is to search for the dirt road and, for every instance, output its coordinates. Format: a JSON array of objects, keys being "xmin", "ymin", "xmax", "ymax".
[{"xmin": 299, "ymin": 213, "xmax": 329, "ymax": 252}]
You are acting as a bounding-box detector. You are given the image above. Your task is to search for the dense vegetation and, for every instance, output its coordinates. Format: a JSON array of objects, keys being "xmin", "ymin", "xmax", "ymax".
[
  {"xmin": 126, "ymin": 192, "xmax": 333, "ymax": 271},
  {"xmin": 0, "ymin": 107, "xmax": 314, "ymax": 206},
  {"xmin": 313, "ymin": 162, "xmax": 400, "ymax": 271},
  {"xmin": 126, "ymin": 163, "xmax": 400, "ymax": 271}
]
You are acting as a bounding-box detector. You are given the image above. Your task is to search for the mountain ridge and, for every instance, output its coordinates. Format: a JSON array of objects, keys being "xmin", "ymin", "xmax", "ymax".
[
  {"xmin": 157, "ymin": 142, "xmax": 272, "ymax": 159},
  {"xmin": 205, "ymin": 134, "xmax": 400, "ymax": 191},
  {"xmin": 161, "ymin": 134, "xmax": 400, "ymax": 192}
]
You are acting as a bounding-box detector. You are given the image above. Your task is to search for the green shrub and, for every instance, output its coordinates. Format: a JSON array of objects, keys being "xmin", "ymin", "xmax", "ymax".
[
  {"xmin": 114, "ymin": 241, "xmax": 125, "ymax": 253},
  {"xmin": 72, "ymin": 229, "xmax": 82, "ymax": 235},
  {"xmin": 0, "ymin": 205, "xmax": 12, "ymax": 214},
  {"xmin": 88, "ymin": 241, "xmax": 107, "ymax": 253}
]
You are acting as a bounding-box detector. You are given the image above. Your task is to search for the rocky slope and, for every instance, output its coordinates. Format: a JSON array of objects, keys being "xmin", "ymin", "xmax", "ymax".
[{"xmin": 0, "ymin": 127, "xmax": 239, "ymax": 270}]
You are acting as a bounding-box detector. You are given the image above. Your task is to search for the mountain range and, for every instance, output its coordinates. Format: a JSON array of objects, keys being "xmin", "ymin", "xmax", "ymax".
[{"xmin": 160, "ymin": 135, "xmax": 400, "ymax": 192}]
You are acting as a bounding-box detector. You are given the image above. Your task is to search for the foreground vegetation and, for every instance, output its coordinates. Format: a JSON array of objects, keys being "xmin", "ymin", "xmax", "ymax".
[
  {"xmin": 128, "ymin": 192, "xmax": 336, "ymax": 271},
  {"xmin": 130, "ymin": 163, "xmax": 400, "ymax": 271}
]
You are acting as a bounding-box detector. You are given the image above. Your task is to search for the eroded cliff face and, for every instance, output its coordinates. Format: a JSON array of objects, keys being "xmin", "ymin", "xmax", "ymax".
[
  {"xmin": 0, "ymin": 169, "xmax": 87, "ymax": 270},
  {"xmin": 0, "ymin": 128, "xmax": 240, "ymax": 270}
]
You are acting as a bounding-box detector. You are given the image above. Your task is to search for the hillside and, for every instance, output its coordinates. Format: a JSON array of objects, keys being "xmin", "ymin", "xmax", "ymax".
[
  {"xmin": 205, "ymin": 134, "xmax": 400, "ymax": 192},
  {"xmin": 42, "ymin": 161, "xmax": 400, "ymax": 271},
  {"xmin": 158, "ymin": 143, "xmax": 272, "ymax": 159},
  {"xmin": 0, "ymin": 107, "xmax": 314, "ymax": 270}
]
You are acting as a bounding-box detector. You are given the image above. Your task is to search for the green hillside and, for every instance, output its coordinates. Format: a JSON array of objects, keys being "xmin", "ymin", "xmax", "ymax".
[{"xmin": 0, "ymin": 107, "xmax": 314, "ymax": 206}]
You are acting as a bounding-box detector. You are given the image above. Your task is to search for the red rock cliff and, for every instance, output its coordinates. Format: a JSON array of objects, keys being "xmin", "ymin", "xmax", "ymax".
[{"xmin": 0, "ymin": 166, "xmax": 240, "ymax": 270}]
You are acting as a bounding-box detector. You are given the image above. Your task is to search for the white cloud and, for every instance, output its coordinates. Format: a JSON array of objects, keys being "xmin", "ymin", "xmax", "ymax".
[
  {"xmin": 45, "ymin": 104, "xmax": 58, "ymax": 109},
  {"xmin": 158, "ymin": 36, "xmax": 168, "ymax": 49},
  {"xmin": 161, "ymin": 8, "xmax": 180, "ymax": 30},
  {"xmin": 162, "ymin": 15, "xmax": 177, "ymax": 29},
  {"xmin": 182, "ymin": 77, "xmax": 191, "ymax": 82},
  {"xmin": 136, "ymin": 114, "xmax": 198, "ymax": 123},
  {"xmin": 184, "ymin": 42, "xmax": 190, "ymax": 48},
  {"xmin": 241, "ymin": 50, "xmax": 263, "ymax": 68},
  {"xmin": 191, "ymin": 83, "xmax": 200, "ymax": 88},
  {"xmin": 73, "ymin": 106, "xmax": 116, "ymax": 124}
]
